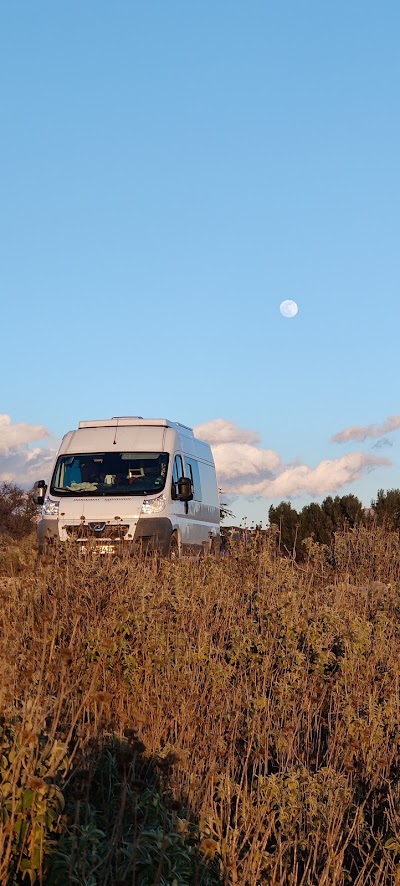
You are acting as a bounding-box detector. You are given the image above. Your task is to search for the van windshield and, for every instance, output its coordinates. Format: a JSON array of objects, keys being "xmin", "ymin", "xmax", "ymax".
[{"xmin": 50, "ymin": 452, "xmax": 169, "ymax": 496}]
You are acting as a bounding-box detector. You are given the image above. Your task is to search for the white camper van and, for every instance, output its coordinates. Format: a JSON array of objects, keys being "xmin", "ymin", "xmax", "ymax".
[{"xmin": 33, "ymin": 417, "xmax": 220, "ymax": 556}]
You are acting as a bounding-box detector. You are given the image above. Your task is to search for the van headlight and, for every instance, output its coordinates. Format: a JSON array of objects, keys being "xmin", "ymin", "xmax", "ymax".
[
  {"xmin": 42, "ymin": 497, "xmax": 59, "ymax": 517},
  {"xmin": 141, "ymin": 493, "xmax": 166, "ymax": 515}
]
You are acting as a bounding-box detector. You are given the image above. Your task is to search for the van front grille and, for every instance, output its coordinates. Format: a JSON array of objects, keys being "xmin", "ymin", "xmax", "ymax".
[{"xmin": 65, "ymin": 523, "xmax": 129, "ymax": 540}]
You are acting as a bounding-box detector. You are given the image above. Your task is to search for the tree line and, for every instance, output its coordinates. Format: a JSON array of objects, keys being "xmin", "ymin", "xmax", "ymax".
[{"xmin": 268, "ymin": 489, "xmax": 400, "ymax": 560}]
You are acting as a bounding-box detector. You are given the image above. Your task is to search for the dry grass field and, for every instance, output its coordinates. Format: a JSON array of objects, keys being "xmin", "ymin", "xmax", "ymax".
[{"xmin": 1, "ymin": 526, "xmax": 400, "ymax": 884}]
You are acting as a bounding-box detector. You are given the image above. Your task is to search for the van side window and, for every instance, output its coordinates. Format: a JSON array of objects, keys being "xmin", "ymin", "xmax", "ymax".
[
  {"xmin": 172, "ymin": 455, "xmax": 184, "ymax": 499},
  {"xmin": 172, "ymin": 455, "xmax": 184, "ymax": 484},
  {"xmin": 185, "ymin": 458, "xmax": 202, "ymax": 501}
]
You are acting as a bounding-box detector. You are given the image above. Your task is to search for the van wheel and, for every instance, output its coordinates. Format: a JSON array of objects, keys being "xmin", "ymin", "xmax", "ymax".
[
  {"xmin": 38, "ymin": 539, "xmax": 54, "ymax": 564},
  {"xmin": 168, "ymin": 532, "xmax": 180, "ymax": 559},
  {"xmin": 210, "ymin": 536, "xmax": 221, "ymax": 557}
]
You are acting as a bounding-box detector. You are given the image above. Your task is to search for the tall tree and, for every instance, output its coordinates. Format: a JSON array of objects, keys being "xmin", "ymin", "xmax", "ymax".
[
  {"xmin": 0, "ymin": 482, "xmax": 37, "ymax": 539},
  {"xmin": 268, "ymin": 502, "xmax": 300, "ymax": 557},
  {"xmin": 300, "ymin": 502, "xmax": 332, "ymax": 546},
  {"xmin": 219, "ymin": 488, "xmax": 235, "ymax": 523},
  {"xmin": 322, "ymin": 494, "xmax": 364, "ymax": 532},
  {"xmin": 371, "ymin": 488, "xmax": 400, "ymax": 530}
]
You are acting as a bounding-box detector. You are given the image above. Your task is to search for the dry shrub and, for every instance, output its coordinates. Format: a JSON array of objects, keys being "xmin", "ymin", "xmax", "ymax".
[{"xmin": 1, "ymin": 528, "xmax": 400, "ymax": 883}]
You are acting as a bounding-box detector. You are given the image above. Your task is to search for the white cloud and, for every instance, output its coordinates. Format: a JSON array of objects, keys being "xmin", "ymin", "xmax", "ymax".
[
  {"xmin": 234, "ymin": 453, "xmax": 390, "ymax": 498},
  {"xmin": 196, "ymin": 418, "xmax": 391, "ymax": 500},
  {"xmin": 332, "ymin": 415, "xmax": 400, "ymax": 444},
  {"xmin": 195, "ymin": 420, "xmax": 281, "ymax": 485},
  {"xmin": 209, "ymin": 442, "xmax": 282, "ymax": 479},
  {"xmin": 0, "ymin": 415, "xmax": 55, "ymax": 487},
  {"xmin": 194, "ymin": 418, "xmax": 260, "ymax": 446},
  {"xmin": 0, "ymin": 414, "xmax": 49, "ymax": 456}
]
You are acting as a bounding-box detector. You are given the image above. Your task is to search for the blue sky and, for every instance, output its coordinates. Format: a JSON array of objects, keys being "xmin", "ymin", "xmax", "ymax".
[{"xmin": 1, "ymin": 1, "xmax": 400, "ymax": 524}]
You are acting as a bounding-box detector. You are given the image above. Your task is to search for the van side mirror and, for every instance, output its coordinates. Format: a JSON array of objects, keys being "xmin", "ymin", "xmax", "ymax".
[
  {"xmin": 33, "ymin": 480, "xmax": 47, "ymax": 506},
  {"xmin": 175, "ymin": 477, "xmax": 193, "ymax": 502}
]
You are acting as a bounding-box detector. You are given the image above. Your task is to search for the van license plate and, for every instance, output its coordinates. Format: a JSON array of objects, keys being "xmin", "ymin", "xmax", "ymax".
[{"xmin": 100, "ymin": 544, "xmax": 115, "ymax": 554}]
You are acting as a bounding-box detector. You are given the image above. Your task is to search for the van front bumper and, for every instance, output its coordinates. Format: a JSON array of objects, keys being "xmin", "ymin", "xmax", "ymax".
[{"xmin": 37, "ymin": 517, "xmax": 173, "ymax": 556}]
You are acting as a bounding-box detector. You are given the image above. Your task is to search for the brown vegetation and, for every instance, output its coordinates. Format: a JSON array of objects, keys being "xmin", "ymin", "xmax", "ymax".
[{"xmin": 1, "ymin": 527, "xmax": 400, "ymax": 883}]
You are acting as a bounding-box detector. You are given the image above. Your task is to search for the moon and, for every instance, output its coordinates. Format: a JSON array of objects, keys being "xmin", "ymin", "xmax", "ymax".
[{"xmin": 280, "ymin": 299, "xmax": 299, "ymax": 318}]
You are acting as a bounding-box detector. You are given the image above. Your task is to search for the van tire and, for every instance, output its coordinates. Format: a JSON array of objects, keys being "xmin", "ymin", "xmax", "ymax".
[
  {"xmin": 210, "ymin": 535, "xmax": 221, "ymax": 556},
  {"xmin": 168, "ymin": 532, "xmax": 180, "ymax": 559},
  {"xmin": 38, "ymin": 539, "xmax": 54, "ymax": 565}
]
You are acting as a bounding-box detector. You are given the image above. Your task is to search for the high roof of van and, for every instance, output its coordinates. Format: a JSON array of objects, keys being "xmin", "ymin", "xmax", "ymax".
[{"xmin": 78, "ymin": 417, "xmax": 194, "ymax": 436}]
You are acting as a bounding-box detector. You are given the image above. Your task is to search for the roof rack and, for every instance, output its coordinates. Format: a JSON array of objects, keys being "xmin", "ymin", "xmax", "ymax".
[{"xmin": 78, "ymin": 417, "xmax": 194, "ymax": 433}]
